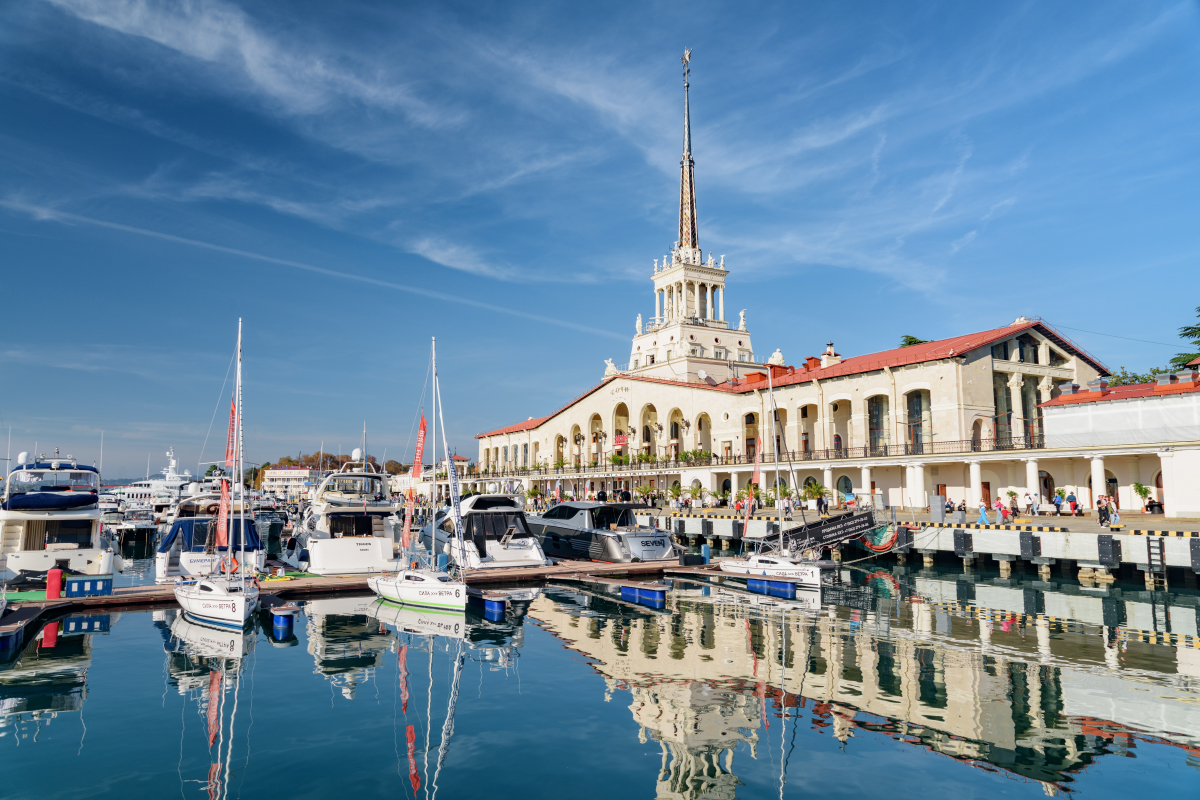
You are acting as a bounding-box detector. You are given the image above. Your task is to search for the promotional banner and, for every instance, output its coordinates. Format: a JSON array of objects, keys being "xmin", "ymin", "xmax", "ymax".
[
  {"xmin": 401, "ymin": 415, "xmax": 427, "ymax": 549},
  {"xmin": 216, "ymin": 397, "xmax": 236, "ymax": 548},
  {"xmin": 741, "ymin": 437, "xmax": 763, "ymax": 531}
]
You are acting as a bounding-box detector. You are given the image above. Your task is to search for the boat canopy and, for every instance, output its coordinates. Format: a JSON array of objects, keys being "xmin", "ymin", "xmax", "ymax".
[
  {"xmin": 157, "ymin": 518, "xmax": 262, "ymax": 554},
  {"xmin": 463, "ymin": 510, "xmax": 531, "ymax": 557},
  {"xmin": 2, "ymin": 492, "xmax": 98, "ymax": 511}
]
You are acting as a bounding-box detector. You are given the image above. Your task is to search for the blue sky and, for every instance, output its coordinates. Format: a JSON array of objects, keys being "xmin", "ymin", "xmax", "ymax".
[{"xmin": 2, "ymin": 1, "xmax": 1198, "ymax": 478}]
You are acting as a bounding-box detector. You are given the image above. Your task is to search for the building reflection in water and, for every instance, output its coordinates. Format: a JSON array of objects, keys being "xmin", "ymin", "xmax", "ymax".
[
  {"xmin": 0, "ymin": 612, "xmax": 113, "ymax": 744},
  {"xmin": 530, "ymin": 580, "xmax": 1200, "ymax": 798}
]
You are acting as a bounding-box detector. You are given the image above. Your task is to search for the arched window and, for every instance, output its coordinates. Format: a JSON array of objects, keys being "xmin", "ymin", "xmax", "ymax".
[
  {"xmin": 837, "ymin": 475, "xmax": 853, "ymax": 501},
  {"xmin": 833, "ymin": 434, "xmax": 843, "ymax": 451},
  {"xmin": 801, "ymin": 432, "xmax": 810, "ymax": 453},
  {"xmin": 745, "ymin": 413, "xmax": 755, "ymax": 424}
]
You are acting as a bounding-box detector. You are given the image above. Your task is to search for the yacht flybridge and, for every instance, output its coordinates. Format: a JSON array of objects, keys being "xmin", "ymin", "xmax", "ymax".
[
  {"xmin": 0, "ymin": 451, "xmax": 114, "ymax": 581},
  {"xmin": 281, "ymin": 458, "xmax": 403, "ymax": 575}
]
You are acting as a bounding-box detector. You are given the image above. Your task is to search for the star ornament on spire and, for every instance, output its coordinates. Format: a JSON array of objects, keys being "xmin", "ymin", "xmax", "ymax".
[{"xmin": 682, "ymin": 48, "xmax": 691, "ymax": 74}]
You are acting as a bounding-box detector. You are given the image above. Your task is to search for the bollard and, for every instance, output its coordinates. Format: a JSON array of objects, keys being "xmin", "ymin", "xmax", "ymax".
[
  {"xmin": 700, "ymin": 544, "xmax": 711, "ymax": 564},
  {"xmin": 46, "ymin": 568, "xmax": 63, "ymax": 600}
]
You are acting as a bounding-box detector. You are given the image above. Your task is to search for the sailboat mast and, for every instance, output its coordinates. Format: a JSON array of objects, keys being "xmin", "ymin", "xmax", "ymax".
[
  {"xmin": 434, "ymin": 368, "xmax": 468, "ymax": 571},
  {"xmin": 236, "ymin": 318, "xmax": 245, "ymax": 584},
  {"xmin": 430, "ymin": 338, "xmax": 437, "ymax": 506}
]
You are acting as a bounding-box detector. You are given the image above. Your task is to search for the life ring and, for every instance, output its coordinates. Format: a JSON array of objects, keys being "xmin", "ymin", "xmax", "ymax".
[
  {"xmin": 410, "ymin": 560, "xmax": 419, "ymax": 570},
  {"xmin": 220, "ymin": 556, "xmax": 240, "ymax": 574}
]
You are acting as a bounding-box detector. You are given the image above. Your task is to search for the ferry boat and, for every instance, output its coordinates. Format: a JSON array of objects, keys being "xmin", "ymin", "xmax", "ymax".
[
  {"xmin": 0, "ymin": 451, "xmax": 114, "ymax": 581},
  {"xmin": 154, "ymin": 494, "xmax": 264, "ymax": 583},
  {"xmin": 527, "ymin": 501, "xmax": 673, "ymax": 562},
  {"xmin": 280, "ymin": 457, "xmax": 403, "ymax": 575},
  {"xmin": 420, "ymin": 494, "xmax": 548, "ymax": 571}
]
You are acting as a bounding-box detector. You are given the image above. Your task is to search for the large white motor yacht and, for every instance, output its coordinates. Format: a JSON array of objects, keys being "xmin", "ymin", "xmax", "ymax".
[
  {"xmin": 0, "ymin": 451, "xmax": 114, "ymax": 581},
  {"xmin": 280, "ymin": 457, "xmax": 403, "ymax": 575},
  {"xmin": 420, "ymin": 494, "xmax": 548, "ymax": 571},
  {"xmin": 526, "ymin": 501, "xmax": 673, "ymax": 562},
  {"xmin": 116, "ymin": 448, "xmax": 195, "ymax": 521}
]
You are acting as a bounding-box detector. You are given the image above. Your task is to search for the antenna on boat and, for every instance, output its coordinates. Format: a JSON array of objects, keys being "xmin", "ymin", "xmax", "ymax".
[{"xmin": 99, "ymin": 430, "xmax": 103, "ymax": 473}]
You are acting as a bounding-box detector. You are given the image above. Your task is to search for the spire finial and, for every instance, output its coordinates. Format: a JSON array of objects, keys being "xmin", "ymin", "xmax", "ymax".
[{"xmin": 678, "ymin": 49, "xmax": 699, "ymax": 257}]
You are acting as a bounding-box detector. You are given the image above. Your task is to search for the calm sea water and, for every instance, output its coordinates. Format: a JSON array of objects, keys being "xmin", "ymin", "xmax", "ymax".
[{"xmin": 2, "ymin": 568, "xmax": 1197, "ymax": 799}]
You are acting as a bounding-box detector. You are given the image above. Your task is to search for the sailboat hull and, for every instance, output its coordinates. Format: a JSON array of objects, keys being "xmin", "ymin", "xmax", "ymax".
[
  {"xmin": 174, "ymin": 580, "xmax": 260, "ymax": 629},
  {"xmin": 367, "ymin": 571, "xmax": 468, "ymax": 611}
]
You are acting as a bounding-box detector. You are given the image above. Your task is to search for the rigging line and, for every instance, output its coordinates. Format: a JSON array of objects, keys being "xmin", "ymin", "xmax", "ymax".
[
  {"xmin": 423, "ymin": 640, "xmax": 434, "ymax": 800},
  {"xmin": 237, "ymin": 644, "xmax": 258, "ymax": 800},
  {"xmin": 223, "ymin": 663, "xmax": 243, "ymax": 800},
  {"xmin": 1042, "ymin": 320, "xmax": 1181, "ymax": 349},
  {"xmin": 178, "ymin": 676, "xmax": 187, "ymax": 800},
  {"xmin": 404, "ymin": 353, "xmax": 434, "ymax": 467},
  {"xmin": 198, "ymin": 350, "xmax": 236, "ymax": 476}
]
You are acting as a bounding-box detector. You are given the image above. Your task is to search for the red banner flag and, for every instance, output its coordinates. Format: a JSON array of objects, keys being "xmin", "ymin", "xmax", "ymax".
[
  {"xmin": 401, "ymin": 415, "xmax": 427, "ymax": 549},
  {"xmin": 216, "ymin": 398, "xmax": 236, "ymax": 548},
  {"xmin": 406, "ymin": 724, "xmax": 421, "ymax": 792},
  {"xmin": 207, "ymin": 671, "xmax": 221, "ymax": 746},
  {"xmin": 742, "ymin": 437, "xmax": 763, "ymax": 532},
  {"xmin": 398, "ymin": 645, "xmax": 409, "ymax": 714}
]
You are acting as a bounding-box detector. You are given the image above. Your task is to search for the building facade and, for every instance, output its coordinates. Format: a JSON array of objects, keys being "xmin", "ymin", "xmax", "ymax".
[
  {"xmin": 471, "ymin": 58, "xmax": 1200, "ymax": 517},
  {"xmin": 261, "ymin": 466, "xmax": 328, "ymax": 501}
]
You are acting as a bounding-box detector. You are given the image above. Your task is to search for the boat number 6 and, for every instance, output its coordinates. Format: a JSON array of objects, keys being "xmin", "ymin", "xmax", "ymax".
[{"xmin": 455, "ymin": 589, "xmax": 460, "ymax": 597}]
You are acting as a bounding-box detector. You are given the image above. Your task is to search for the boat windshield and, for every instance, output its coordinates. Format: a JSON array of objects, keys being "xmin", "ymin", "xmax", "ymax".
[
  {"xmin": 128, "ymin": 509, "xmax": 155, "ymax": 521},
  {"xmin": 591, "ymin": 506, "xmax": 635, "ymax": 529},
  {"xmin": 323, "ymin": 475, "xmax": 385, "ymax": 497},
  {"xmin": 6, "ymin": 469, "xmax": 99, "ymax": 496}
]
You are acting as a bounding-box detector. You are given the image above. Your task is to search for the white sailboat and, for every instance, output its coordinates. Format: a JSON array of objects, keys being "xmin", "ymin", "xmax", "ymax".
[
  {"xmin": 369, "ymin": 338, "xmax": 468, "ymax": 611},
  {"xmin": 175, "ymin": 319, "xmax": 260, "ymax": 629}
]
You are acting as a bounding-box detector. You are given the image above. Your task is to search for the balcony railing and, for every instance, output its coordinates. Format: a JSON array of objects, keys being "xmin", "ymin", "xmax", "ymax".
[{"xmin": 474, "ymin": 436, "xmax": 1046, "ymax": 479}]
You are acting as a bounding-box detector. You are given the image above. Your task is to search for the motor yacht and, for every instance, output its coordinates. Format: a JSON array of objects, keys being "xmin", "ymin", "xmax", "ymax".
[
  {"xmin": 420, "ymin": 494, "xmax": 548, "ymax": 571},
  {"xmin": 154, "ymin": 494, "xmax": 264, "ymax": 583},
  {"xmin": 115, "ymin": 448, "xmax": 194, "ymax": 521},
  {"xmin": 280, "ymin": 457, "xmax": 402, "ymax": 575},
  {"xmin": 527, "ymin": 501, "xmax": 674, "ymax": 562},
  {"xmin": 0, "ymin": 451, "xmax": 114, "ymax": 581},
  {"xmin": 109, "ymin": 507, "xmax": 159, "ymax": 545}
]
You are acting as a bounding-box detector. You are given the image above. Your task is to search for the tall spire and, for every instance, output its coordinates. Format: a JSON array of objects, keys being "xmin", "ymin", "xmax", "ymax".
[{"xmin": 678, "ymin": 49, "xmax": 699, "ymax": 261}]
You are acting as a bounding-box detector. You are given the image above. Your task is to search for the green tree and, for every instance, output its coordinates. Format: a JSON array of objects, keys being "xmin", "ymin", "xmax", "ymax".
[
  {"xmin": 1107, "ymin": 365, "xmax": 1173, "ymax": 387},
  {"xmin": 1172, "ymin": 305, "xmax": 1200, "ymax": 369},
  {"xmin": 900, "ymin": 335, "xmax": 931, "ymax": 348},
  {"xmin": 384, "ymin": 460, "xmax": 406, "ymax": 475}
]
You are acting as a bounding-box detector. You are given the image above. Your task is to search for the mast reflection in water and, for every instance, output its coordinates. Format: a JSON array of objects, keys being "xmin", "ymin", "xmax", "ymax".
[{"xmin": 0, "ymin": 570, "xmax": 1197, "ymax": 799}]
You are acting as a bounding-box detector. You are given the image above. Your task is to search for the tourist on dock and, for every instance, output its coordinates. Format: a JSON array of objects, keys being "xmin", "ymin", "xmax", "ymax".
[
  {"xmin": 1052, "ymin": 492, "xmax": 1063, "ymax": 515},
  {"xmin": 1009, "ymin": 495, "xmax": 1019, "ymax": 522},
  {"xmin": 976, "ymin": 501, "xmax": 990, "ymax": 525},
  {"xmin": 1097, "ymin": 495, "xmax": 1110, "ymax": 527},
  {"xmin": 1066, "ymin": 491, "xmax": 1077, "ymax": 515},
  {"xmin": 944, "ymin": 498, "xmax": 954, "ymax": 513},
  {"xmin": 994, "ymin": 498, "xmax": 1007, "ymax": 523},
  {"xmin": 957, "ymin": 500, "xmax": 966, "ymax": 513},
  {"xmin": 1108, "ymin": 497, "xmax": 1120, "ymax": 527},
  {"xmin": 1023, "ymin": 492, "xmax": 1034, "ymax": 515}
]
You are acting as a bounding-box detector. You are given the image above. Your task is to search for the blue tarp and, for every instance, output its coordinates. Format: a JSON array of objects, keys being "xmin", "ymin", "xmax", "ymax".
[
  {"xmin": 157, "ymin": 518, "xmax": 263, "ymax": 554},
  {"xmin": 2, "ymin": 492, "xmax": 97, "ymax": 511}
]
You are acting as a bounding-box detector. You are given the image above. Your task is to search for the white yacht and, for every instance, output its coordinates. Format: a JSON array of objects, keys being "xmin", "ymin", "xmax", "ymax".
[
  {"xmin": 98, "ymin": 493, "xmax": 121, "ymax": 513},
  {"xmin": 0, "ymin": 451, "xmax": 114, "ymax": 581},
  {"xmin": 420, "ymin": 494, "xmax": 548, "ymax": 571},
  {"xmin": 717, "ymin": 549, "xmax": 831, "ymax": 588},
  {"xmin": 175, "ymin": 575, "xmax": 260, "ymax": 629},
  {"xmin": 154, "ymin": 494, "xmax": 264, "ymax": 583},
  {"xmin": 116, "ymin": 448, "xmax": 195, "ymax": 521},
  {"xmin": 109, "ymin": 507, "xmax": 159, "ymax": 544},
  {"xmin": 527, "ymin": 501, "xmax": 674, "ymax": 562},
  {"xmin": 280, "ymin": 456, "xmax": 403, "ymax": 575}
]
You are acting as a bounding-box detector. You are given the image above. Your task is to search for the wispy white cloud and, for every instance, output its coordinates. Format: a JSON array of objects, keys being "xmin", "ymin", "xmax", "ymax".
[{"xmin": 46, "ymin": 0, "xmax": 457, "ymax": 125}]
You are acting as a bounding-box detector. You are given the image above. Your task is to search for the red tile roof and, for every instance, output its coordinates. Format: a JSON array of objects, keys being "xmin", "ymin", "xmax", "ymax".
[
  {"xmin": 1040, "ymin": 380, "xmax": 1200, "ymax": 407},
  {"xmin": 475, "ymin": 319, "xmax": 1112, "ymax": 437},
  {"xmin": 1190, "ymin": 356, "xmax": 1200, "ymax": 367}
]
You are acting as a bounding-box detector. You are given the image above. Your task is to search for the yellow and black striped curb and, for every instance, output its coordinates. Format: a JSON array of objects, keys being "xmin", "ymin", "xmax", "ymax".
[
  {"xmin": 1119, "ymin": 629, "xmax": 1199, "ymax": 647},
  {"xmin": 1129, "ymin": 530, "xmax": 1200, "ymax": 538},
  {"xmin": 925, "ymin": 522, "xmax": 1069, "ymax": 532},
  {"xmin": 922, "ymin": 600, "xmax": 1200, "ymax": 648},
  {"xmin": 656, "ymin": 513, "xmax": 824, "ymax": 521}
]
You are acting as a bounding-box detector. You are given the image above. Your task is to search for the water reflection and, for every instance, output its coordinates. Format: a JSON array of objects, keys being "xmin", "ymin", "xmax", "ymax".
[
  {"xmin": 530, "ymin": 572, "xmax": 1200, "ymax": 797},
  {"xmin": 0, "ymin": 612, "xmax": 112, "ymax": 742}
]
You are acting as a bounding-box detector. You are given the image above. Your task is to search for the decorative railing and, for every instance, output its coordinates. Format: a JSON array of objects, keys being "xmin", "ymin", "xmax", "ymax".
[{"xmin": 474, "ymin": 436, "xmax": 1046, "ymax": 480}]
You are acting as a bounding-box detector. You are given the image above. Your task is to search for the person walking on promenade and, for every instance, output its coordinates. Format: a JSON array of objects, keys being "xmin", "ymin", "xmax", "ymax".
[
  {"xmin": 977, "ymin": 501, "xmax": 990, "ymax": 525},
  {"xmin": 1052, "ymin": 492, "xmax": 1062, "ymax": 515},
  {"xmin": 1109, "ymin": 497, "xmax": 1120, "ymax": 527},
  {"xmin": 1097, "ymin": 496, "xmax": 1110, "ymax": 527},
  {"xmin": 1066, "ymin": 491, "xmax": 1077, "ymax": 515}
]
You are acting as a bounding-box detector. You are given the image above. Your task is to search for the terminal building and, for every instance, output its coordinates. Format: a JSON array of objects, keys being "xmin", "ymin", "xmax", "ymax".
[{"xmin": 473, "ymin": 60, "xmax": 1199, "ymax": 519}]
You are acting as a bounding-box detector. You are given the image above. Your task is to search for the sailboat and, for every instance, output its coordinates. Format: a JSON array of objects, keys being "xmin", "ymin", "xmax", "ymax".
[
  {"xmin": 174, "ymin": 319, "xmax": 261, "ymax": 629},
  {"xmin": 368, "ymin": 338, "xmax": 468, "ymax": 611}
]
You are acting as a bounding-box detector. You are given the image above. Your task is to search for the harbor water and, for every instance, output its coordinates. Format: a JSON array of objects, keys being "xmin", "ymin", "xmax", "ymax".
[{"xmin": 2, "ymin": 568, "xmax": 1197, "ymax": 799}]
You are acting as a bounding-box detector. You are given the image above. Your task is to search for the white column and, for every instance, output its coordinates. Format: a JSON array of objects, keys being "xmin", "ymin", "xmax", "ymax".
[
  {"xmin": 729, "ymin": 470, "xmax": 740, "ymax": 497},
  {"xmin": 968, "ymin": 460, "xmax": 983, "ymax": 507},
  {"xmin": 1007, "ymin": 373, "xmax": 1024, "ymax": 439},
  {"xmin": 823, "ymin": 467, "xmax": 834, "ymax": 499},
  {"xmin": 1025, "ymin": 458, "xmax": 1039, "ymax": 501},
  {"xmin": 706, "ymin": 285, "xmax": 713, "ymax": 319},
  {"xmin": 909, "ymin": 463, "xmax": 927, "ymax": 509},
  {"xmin": 655, "ymin": 289, "xmax": 661, "ymax": 320},
  {"xmin": 860, "ymin": 466, "xmax": 872, "ymax": 498},
  {"xmin": 719, "ymin": 287, "xmax": 725, "ymax": 322},
  {"xmin": 1090, "ymin": 456, "xmax": 1106, "ymax": 509}
]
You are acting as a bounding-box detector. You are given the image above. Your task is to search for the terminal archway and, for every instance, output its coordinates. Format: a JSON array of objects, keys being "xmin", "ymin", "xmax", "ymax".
[{"xmin": 695, "ymin": 413, "xmax": 712, "ymax": 453}]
